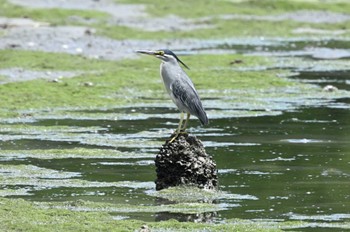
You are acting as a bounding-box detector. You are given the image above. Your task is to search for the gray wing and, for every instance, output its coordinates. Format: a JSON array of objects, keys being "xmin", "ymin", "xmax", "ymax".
[{"xmin": 170, "ymin": 79, "xmax": 209, "ymax": 125}]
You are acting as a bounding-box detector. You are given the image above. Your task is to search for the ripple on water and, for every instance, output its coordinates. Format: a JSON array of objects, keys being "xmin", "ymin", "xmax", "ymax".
[
  {"xmin": 96, "ymin": 160, "xmax": 154, "ymax": 166},
  {"xmin": 285, "ymin": 212, "xmax": 350, "ymax": 222},
  {"xmin": 280, "ymin": 138, "xmax": 332, "ymax": 144},
  {"xmin": 218, "ymin": 169, "xmax": 282, "ymax": 176},
  {"xmin": 260, "ymin": 156, "xmax": 296, "ymax": 162}
]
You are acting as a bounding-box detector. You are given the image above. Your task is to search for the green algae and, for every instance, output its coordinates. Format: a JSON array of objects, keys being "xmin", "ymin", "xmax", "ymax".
[
  {"xmin": 37, "ymin": 199, "xmax": 227, "ymax": 215},
  {"xmin": 0, "ymin": 124, "xmax": 106, "ymax": 133},
  {"xmin": 99, "ymin": 15, "xmax": 350, "ymax": 40},
  {"xmin": 2, "ymin": 0, "xmax": 350, "ymax": 39},
  {"xmin": 0, "ymin": 0, "xmax": 109, "ymax": 25},
  {"xmin": 0, "ymin": 148, "xmax": 144, "ymax": 160},
  {"xmin": 105, "ymin": 0, "xmax": 350, "ymax": 39},
  {"xmin": 0, "ymin": 50, "xmax": 129, "ymax": 117},
  {"xmin": 0, "ymin": 164, "xmax": 154, "ymax": 190},
  {"xmin": 0, "ymin": 164, "xmax": 80, "ymax": 179},
  {"xmin": 0, "ymin": 197, "xmax": 289, "ymax": 231},
  {"xmin": 0, "ymin": 188, "xmax": 31, "ymax": 197},
  {"xmin": 271, "ymin": 57, "xmax": 350, "ymax": 72},
  {"xmin": 0, "ymin": 122, "xmax": 164, "ymax": 150},
  {"xmin": 0, "ymin": 50, "xmax": 117, "ymax": 71},
  {"xmin": 120, "ymin": 0, "xmax": 350, "ymax": 18},
  {"xmin": 1, "ymin": 49, "xmax": 349, "ymax": 124},
  {"xmin": 4, "ymin": 197, "xmax": 346, "ymax": 231},
  {"xmin": 0, "ymin": 197, "xmax": 141, "ymax": 232},
  {"xmin": 0, "ymin": 51, "xmax": 280, "ymax": 117},
  {"xmin": 149, "ymin": 185, "xmax": 257, "ymax": 203}
]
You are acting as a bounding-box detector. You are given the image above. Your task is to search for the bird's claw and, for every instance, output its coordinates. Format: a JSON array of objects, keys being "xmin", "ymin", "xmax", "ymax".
[
  {"xmin": 167, "ymin": 130, "xmax": 187, "ymax": 144},
  {"xmin": 168, "ymin": 135, "xmax": 178, "ymax": 144}
]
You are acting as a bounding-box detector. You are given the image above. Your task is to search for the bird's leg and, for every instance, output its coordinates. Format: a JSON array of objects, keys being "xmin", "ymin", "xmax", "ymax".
[
  {"xmin": 168, "ymin": 112, "xmax": 184, "ymax": 143},
  {"xmin": 176, "ymin": 112, "xmax": 185, "ymax": 133},
  {"xmin": 181, "ymin": 113, "xmax": 191, "ymax": 132}
]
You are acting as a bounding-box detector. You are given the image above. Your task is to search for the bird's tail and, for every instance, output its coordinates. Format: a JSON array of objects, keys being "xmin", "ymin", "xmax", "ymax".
[{"xmin": 191, "ymin": 95, "xmax": 209, "ymax": 126}]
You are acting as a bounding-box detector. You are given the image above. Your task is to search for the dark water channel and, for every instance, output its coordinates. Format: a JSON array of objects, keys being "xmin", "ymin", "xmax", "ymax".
[
  {"xmin": 217, "ymin": 106, "xmax": 350, "ymax": 219},
  {"xmin": 1, "ymin": 49, "xmax": 350, "ymax": 230}
]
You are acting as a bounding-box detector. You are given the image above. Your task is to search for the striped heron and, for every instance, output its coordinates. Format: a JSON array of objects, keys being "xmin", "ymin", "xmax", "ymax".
[{"xmin": 136, "ymin": 49, "xmax": 208, "ymax": 143}]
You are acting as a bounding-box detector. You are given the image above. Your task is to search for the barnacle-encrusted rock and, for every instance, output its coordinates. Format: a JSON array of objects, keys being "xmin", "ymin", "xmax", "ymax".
[{"xmin": 155, "ymin": 133, "xmax": 218, "ymax": 191}]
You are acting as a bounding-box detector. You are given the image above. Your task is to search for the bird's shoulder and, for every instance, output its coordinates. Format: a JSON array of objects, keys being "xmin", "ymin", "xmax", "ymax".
[{"xmin": 170, "ymin": 78, "xmax": 196, "ymax": 96}]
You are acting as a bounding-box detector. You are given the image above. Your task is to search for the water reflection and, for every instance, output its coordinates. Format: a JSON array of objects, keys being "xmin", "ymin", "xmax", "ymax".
[{"xmin": 155, "ymin": 211, "xmax": 219, "ymax": 223}]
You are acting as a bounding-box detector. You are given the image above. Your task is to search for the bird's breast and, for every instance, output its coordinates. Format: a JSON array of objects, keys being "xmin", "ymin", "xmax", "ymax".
[{"xmin": 160, "ymin": 63, "xmax": 176, "ymax": 94}]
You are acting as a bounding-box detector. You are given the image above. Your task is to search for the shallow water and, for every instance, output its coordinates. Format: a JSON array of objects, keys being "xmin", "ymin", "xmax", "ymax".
[
  {"xmin": 1, "ymin": 45, "xmax": 350, "ymax": 230},
  {"xmin": 1, "ymin": 100, "xmax": 349, "ymax": 223}
]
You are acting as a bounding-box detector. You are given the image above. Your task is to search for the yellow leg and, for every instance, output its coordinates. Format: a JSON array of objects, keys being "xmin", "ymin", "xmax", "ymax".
[
  {"xmin": 168, "ymin": 112, "xmax": 184, "ymax": 143},
  {"xmin": 177, "ymin": 112, "xmax": 184, "ymax": 133},
  {"xmin": 181, "ymin": 113, "xmax": 190, "ymax": 131}
]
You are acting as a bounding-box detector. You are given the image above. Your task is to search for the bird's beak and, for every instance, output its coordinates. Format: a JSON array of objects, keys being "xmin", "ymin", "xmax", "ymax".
[
  {"xmin": 136, "ymin": 50, "xmax": 190, "ymax": 70},
  {"xmin": 136, "ymin": 50, "xmax": 161, "ymax": 56}
]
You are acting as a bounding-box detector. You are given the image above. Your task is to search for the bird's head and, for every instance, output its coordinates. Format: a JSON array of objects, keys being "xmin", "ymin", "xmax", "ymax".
[{"xmin": 136, "ymin": 49, "xmax": 190, "ymax": 69}]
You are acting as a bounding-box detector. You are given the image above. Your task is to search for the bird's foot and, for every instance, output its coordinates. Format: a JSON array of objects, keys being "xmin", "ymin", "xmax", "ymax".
[
  {"xmin": 168, "ymin": 134, "xmax": 178, "ymax": 144},
  {"xmin": 167, "ymin": 130, "xmax": 188, "ymax": 144}
]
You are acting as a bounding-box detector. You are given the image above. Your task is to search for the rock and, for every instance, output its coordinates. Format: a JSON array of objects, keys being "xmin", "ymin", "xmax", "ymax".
[
  {"xmin": 323, "ymin": 85, "xmax": 338, "ymax": 92},
  {"xmin": 139, "ymin": 224, "xmax": 150, "ymax": 232},
  {"xmin": 155, "ymin": 133, "xmax": 218, "ymax": 191},
  {"xmin": 83, "ymin": 81, "xmax": 94, "ymax": 87}
]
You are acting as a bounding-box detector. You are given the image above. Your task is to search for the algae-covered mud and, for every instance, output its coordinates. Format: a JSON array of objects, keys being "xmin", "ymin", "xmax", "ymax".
[{"xmin": 1, "ymin": 0, "xmax": 350, "ymax": 231}]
